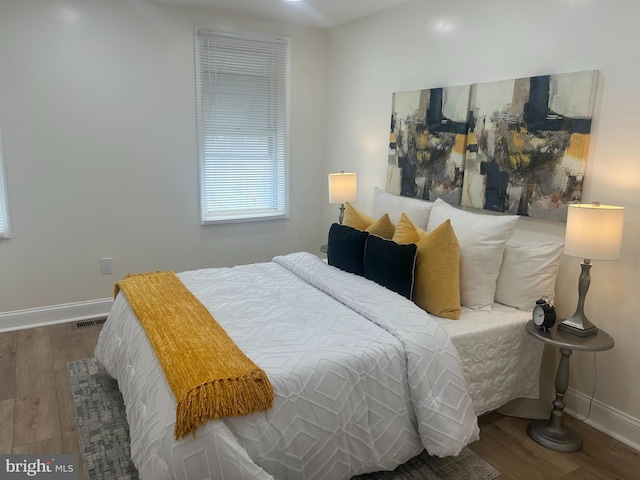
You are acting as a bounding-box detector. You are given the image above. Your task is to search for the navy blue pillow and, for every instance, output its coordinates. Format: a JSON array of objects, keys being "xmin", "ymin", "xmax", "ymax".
[
  {"xmin": 327, "ymin": 223, "xmax": 368, "ymax": 276},
  {"xmin": 363, "ymin": 235, "xmax": 417, "ymax": 300}
]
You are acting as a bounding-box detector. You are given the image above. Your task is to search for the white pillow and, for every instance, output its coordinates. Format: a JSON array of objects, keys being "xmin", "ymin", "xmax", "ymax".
[
  {"xmin": 427, "ymin": 198, "xmax": 518, "ymax": 310},
  {"xmin": 371, "ymin": 187, "xmax": 434, "ymax": 229},
  {"xmin": 495, "ymin": 240, "xmax": 563, "ymax": 310}
]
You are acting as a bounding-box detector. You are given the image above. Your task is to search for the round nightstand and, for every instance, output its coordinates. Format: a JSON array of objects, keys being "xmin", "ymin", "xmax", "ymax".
[{"xmin": 525, "ymin": 320, "xmax": 614, "ymax": 452}]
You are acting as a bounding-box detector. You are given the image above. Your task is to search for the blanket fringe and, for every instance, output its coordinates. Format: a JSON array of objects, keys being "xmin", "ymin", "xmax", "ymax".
[{"xmin": 175, "ymin": 370, "xmax": 274, "ymax": 440}]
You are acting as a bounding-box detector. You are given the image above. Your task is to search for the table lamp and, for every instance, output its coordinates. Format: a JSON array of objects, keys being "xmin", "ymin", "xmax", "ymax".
[
  {"xmin": 559, "ymin": 202, "xmax": 625, "ymax": 337},
  {"xmin": 328, "ymin": 171, "xmax": 357, "ymax": 224}
]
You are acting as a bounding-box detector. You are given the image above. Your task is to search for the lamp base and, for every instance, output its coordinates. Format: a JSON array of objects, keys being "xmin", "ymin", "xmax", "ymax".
[
  {"xmin": 559, "ymin": 260, "xmax": 598, "ymax": 337},
  {"xmin": 558, "ymin": 320, "xmax": 598, "ymax": 337}
]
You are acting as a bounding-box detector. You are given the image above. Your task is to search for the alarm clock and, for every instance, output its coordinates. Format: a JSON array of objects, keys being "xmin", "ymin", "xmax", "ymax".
[{"xmin": 533, "ymin": 297, "xmax": 556, "ymax": 330}]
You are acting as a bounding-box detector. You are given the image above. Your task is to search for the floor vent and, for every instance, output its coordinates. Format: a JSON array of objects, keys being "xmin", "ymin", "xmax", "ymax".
[{"xmin": 71, "ymin": 317, "xmax": 107, "ymax": 330}]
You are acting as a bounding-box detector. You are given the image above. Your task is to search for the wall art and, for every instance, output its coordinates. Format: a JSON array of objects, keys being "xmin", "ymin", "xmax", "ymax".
[
  {"xmin": 462, "ymin": 70, "xmax": 598, "ymax": 221},
  {"xmin": 386, "ymin": 70, "xmax": 598, "ymax": 222},
  {"xmin": 387, "ymin": 85, "xmax": 471, "ymax": 205}
]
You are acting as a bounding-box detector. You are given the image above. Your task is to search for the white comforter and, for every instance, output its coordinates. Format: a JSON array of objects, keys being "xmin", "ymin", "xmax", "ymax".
[{"xmin": 95, "ymin": 252, "xmax": 479, "ymax": 480}]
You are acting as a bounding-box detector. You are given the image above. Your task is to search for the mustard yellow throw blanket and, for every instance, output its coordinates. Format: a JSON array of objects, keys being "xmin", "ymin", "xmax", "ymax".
[{"xmin": 115, "ymin": 271, "xmax": 274, "ymax": 440}]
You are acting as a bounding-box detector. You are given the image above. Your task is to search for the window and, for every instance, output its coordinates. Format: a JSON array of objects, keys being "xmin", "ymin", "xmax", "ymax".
[
  {"xmin": 195, "ymin": 27, "xmax": 289, "ymax": 224},
  {"xmin": 0, "ymin": 124, "xmax": 10, "ymax": 239}
]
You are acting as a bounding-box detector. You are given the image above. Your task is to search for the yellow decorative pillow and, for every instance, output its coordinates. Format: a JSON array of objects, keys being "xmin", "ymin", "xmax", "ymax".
[
  {"xmin": 343, "ymin": 202, "xmax": 395, "ymax": 239},
  {"xmin": 393, "ymin": 214, "xmax": 461, "ymax": 319},
  {"xmin": 366, "ymin": 214, "xmax": 395, "ymax": 239},
  {"xmin": 392, "ymin": 212, "xmax": 421, "ymax": 243},
  {"xmin": 343, "ymin": 202, "xmax": 374, "ymax": 230}
]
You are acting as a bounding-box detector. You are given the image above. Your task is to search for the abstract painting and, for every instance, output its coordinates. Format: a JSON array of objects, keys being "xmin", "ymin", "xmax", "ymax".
[
  {"xmin": 387, "ymin": 85, "xmax": 471, "ymax": 205},
  {"xmin": 461, "ymin": 70, "xmax": 598, "ymax": 221},
  {"xmin": 386, "ymin": 70, "xmax": 599, "ymax": 222}
]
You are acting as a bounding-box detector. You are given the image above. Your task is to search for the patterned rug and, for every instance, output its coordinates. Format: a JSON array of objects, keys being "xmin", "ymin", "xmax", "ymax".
[{"xmin": 68, "ymin": 358, "xmax": 500, "ymax": 480}]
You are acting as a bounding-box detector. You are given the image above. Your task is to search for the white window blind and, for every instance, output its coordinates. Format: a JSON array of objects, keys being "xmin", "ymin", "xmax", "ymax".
[
  {"xmin": 0, "ymin": 124, "xmax": 10, "ymax": 239},
  {"xmin": 195, "ymin": 27, "xmax": 289, "ymax": 224}
]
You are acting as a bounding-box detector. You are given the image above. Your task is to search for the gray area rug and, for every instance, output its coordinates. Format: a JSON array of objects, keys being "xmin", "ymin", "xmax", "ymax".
[{"xmin": 68, "ymin": 358, "xmax": 500, "ymax": 480}]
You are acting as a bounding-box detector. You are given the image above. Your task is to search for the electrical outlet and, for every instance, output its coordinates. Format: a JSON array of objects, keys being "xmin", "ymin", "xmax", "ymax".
[{"xmin": 100, "ymin": 258, "xmax": 113, "ymax": 275}]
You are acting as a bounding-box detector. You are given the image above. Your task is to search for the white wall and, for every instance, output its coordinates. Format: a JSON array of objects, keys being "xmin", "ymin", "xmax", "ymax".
[
  {"xmin": 325, "ymin": 0, "xmax": 640, "ymax": 446},
  {"xmin": 0, "ymin": 0, "xmax": 328, "ymax": 314}
]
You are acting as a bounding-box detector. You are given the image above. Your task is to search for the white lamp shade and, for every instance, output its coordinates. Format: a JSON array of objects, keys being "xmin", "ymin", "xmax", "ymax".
[
  {"xmin": 328, "ymin": 172, "xmax": 357, "ymax": 204},
  {"xmin": 564, "ymin": 203, "xmax": 625, "ymax": 261}
]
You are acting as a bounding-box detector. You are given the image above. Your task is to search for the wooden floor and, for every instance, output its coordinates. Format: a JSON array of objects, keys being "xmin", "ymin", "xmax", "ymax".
[
  {"xmin": 1, "ymin": 322, "xmax": 638, "ymax": 479},
  {"xmin": 0, "ymin": 323, "xmax": 101, "ymax": 480}
]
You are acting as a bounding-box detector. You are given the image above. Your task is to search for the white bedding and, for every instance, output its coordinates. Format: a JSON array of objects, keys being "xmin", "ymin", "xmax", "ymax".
[
  {"xmin": 436, "ymin": 304, "xmax": 543, "ymax": 416},
  {"xmin": 94, "ymin": 252, "xmax": 537, "ymax": 480}
]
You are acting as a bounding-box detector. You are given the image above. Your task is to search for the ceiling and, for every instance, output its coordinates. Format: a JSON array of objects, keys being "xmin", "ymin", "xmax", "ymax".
[{"xmin": 150, "ymin": 0, "xmax": 415, "ymax": 28}]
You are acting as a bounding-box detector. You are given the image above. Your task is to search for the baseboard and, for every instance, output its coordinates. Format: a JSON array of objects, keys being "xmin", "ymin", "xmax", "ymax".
[
  {"xmin": 0, "ymin": 298, "xmax": 113, "ymax": 333},
  {"xmin": 565, "ymin": 387, "xmax": 640, "ymax": 453}
]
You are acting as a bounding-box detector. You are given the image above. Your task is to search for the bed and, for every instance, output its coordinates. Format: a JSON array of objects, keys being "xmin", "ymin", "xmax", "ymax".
[{"xmin": 95, "ymin": 190, "xmax": 563, "ymax": 480}]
